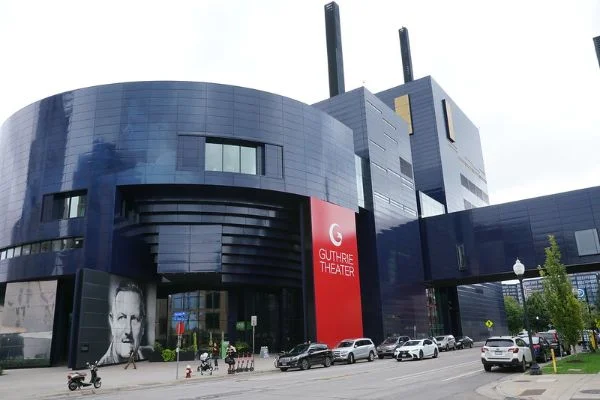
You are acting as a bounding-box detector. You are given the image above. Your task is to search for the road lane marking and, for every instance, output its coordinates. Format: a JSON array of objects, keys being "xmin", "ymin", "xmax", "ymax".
[
  {"xmin": 441, "ymin": 369, "xmax": 482, "ymax": 381},
  {"xmin": 385, "ymin": 360, "xmax": 480, "ymax": 382}
]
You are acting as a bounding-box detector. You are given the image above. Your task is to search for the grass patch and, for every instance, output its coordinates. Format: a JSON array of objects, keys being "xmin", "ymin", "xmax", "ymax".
[{"xmin": 542, "ymin": 352, "xmax": 600, "ymax": 374}]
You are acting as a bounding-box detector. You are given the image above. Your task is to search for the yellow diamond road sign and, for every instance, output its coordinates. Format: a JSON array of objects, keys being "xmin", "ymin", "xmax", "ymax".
[{"xmin": 485, "ymin": 320, "xmax": 494, "ymax": 328}]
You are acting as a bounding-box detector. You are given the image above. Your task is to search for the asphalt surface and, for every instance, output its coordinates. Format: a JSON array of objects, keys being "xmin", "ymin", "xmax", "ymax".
[{"xmin": 46, "ymin": 347, "xmax": 527, "ymax": 400}]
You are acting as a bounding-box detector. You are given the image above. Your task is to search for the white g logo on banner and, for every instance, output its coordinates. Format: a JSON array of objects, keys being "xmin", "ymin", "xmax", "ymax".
[{"xmin": 329, "ymin": 223, "xmax": 343, "ymax": 247}]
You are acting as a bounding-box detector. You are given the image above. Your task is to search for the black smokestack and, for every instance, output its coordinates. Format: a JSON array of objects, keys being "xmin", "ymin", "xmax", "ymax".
[
  {"xmin": 324, "ymin": 2, "xmax": 345, "ymax": 97},
  {"xmin": 594, "ymin": 36, "xmax": 600, "ymax": 69},
  {"xmin": 399, "ymin": 27, "xmax": 414, "ymax": 83}
]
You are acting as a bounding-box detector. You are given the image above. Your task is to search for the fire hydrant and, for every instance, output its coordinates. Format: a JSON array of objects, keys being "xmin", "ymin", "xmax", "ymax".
[{"xmin": 185, "ymin": 365, "xmax": 192, "ymax": 378}]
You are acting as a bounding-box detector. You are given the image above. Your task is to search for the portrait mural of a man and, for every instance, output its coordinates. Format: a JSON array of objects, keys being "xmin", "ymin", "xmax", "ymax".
[{"xmin": 99, "ymin": 281, "xmax": 146, "ymax": 366}]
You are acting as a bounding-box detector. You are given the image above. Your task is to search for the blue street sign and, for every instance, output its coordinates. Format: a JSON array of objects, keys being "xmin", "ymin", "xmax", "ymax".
[
  {"xmin": 577, "ymin": 288, "xmax": 586, "ymax": 299},
  {"xmin": 172, "ymin": 312, "xmax": 187, "ymax": 321}
]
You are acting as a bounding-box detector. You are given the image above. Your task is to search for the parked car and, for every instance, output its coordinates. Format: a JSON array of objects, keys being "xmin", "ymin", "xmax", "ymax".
[
  {"xmin": 537, "ymin": 331, "xmax": 570, "ymax": 356},
  {"xmin": 394, "ymin": 339, "xmax": 438, "ymax": 361},
  {"xmin": 275, "ymin": 342, "xmax": 333, "ymax": 372},
  {"xmin": 521, "ymin": 335, "xmax": 552, "ymax": 363},
  {"xmin": 456, "ymin": 336, "xmax": 474, "ymax": 349},
  {"xmin": 481, "ymin": 336, "xmax": 533, "ymax": 372},
  {"xmin": 376, "ymin": 336, "xmax": 411, "ymax": 359},
  {"xmin": 332, "ymin": 338, "xmax": 376, "ymax": 364},
  {"xmin": 435, "ymin": 335, "xmax": 456, "ymax": 351}
]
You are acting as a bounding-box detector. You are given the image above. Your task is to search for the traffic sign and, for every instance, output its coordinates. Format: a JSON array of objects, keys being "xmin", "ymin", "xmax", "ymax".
[
  {"xmin": 577, "ymin": 288, "xmax": 586, "ymax": 299},
  {"xmin": 176, "ymin": 321, "xmax": 185, "ymax": 335},
  {"xmin": 251, "ymin": 315, "xmax": 257, "ymax": 327},
  {"xmin": 173, "ymin": 312, "xmax": 187, "ymax": 321},
  {"xmin": 485, "ymin": 320, "xmax": 494, "ymax": 328}
]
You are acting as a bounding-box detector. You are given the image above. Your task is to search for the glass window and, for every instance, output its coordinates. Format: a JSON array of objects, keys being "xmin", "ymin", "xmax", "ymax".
[
  {"xmin": 173, "ymin": 295, "xmax": 183, "ymax": 310},
  {"xmin": 74, "ymin": 238, "xmax": 84, "ymax": 248},
  {"xmin": 30, "ymin": 243, "xmax": 40, "ymax": 254},
  {"xmin": 64, "ymin": 238, "xmax": 75, "ymax": 249},
  {"xmin": 6, "ymin": 248, "xmax": 14, "ymax": 259},
  {"xmin": 240, "ymin": 146, "xmax": 257, "ymax": 175},
  {"xmin": 0, "ymin": 250, "xmax": 6, "ymax": 260},
  {"xmin": 40, "ymin": 241, "xmax": 51, "ymax": 253},
  {"xmin": 13, "ymin": 246, "xmax": 21, "ymax": 257},
  {"xmin": 52, "ymin": 240, "xmax": 62, "ymax": 251},
  {"xmin": 21, "ymin": 244, "xmax": 31, "ymax": 256},
  {"xmin": 205, "ymin": 143, "xmax": 223, "ymax": 171},
  {"xmin": 69, "ymin": 196, "xmax": 80, "ymax": 218},
  {"xmin": 575, "ymin": 229, "xmax": 600, "ymax": 256},
  {"xmin": 222, "ymin": 144, "xmax": 240, "ymax": 172},
  {"xmin": 206, "ymin": 312, "xmax": 220, "ymax": 330},
  {"xmin": 188, "ymin": 295, "xmax": 199, "ymax": 309},
  {"xmin": 206, "ymin": 292, "xmax": 221, "ymax": 309}
]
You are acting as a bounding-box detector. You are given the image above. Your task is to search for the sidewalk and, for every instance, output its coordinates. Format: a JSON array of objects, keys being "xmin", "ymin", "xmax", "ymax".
[
  {"xmin": 477, "ymin": 371, "xmax": 600, "ymax": 400},
  {"xmin": 0, "ymin": 356, "xmax": 278, "ymax": 400}
]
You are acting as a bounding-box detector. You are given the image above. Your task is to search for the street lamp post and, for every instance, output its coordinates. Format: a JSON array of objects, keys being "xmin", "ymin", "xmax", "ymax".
[{"xmin": 513, "ymin": 258, "xmax": 542, "ymax": 375}]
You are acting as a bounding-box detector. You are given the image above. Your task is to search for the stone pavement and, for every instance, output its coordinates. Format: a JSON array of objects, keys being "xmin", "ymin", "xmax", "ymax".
[
  {"xmin": 477, "ymin": 371, "xmax": 600, "ymax": 400},
  {"xmin": 0, "ymin": 356, "xmax": 278, "ymax": 400}
]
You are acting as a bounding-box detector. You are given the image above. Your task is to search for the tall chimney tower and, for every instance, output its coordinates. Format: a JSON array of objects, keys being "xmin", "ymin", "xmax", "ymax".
[
  {"xmin": 324, "ymin": 2, "xmax": 345, "ymax": 97},
  {"xmin": 399, "ymin": 27, "xmax": 414, "ymax": 83},
  {"xmin": 594, "ymin": 36, "xmax": 600, "ymax": 69}
]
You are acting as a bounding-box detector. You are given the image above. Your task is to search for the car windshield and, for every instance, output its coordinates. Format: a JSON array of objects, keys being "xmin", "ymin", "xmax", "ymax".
[
  {"xmin": 521, "ymin": 337, "xmax": 540, "ymax": 344},
  {"xmin": 403, "ymin": 340, "xmax": 422, "ymax": 346},
  {"xmin": 336, "ymin": 341, "xmax": 353, "ymax": 348},
  {"xmin": 485, "ymin": 339, "xmax": 514, "ymax": 347},
  {"xmin": 382, "ymin": 337, "xmax": 398, "ymax": 345},
  {"xmin": 538, "ymin": 333, "xmax": 556, "ymax": 342},
  {"xmin": 287, "ymin": 344, "xmax": 309, "ymax": 355},
  {"xmin": 435, "ymin": 336, "xmax": 445, "ymax": 341}
]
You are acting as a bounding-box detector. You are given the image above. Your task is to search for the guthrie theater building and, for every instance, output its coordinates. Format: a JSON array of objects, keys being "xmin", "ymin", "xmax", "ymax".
[{"xmin": 9, "ymin": 3, "xmax": 600, "ymax": 369}]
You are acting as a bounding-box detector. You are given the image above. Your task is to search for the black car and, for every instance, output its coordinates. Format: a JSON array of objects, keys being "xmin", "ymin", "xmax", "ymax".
[
  {"xmin": 456, "ymin": 336, "xmax": 474, "ymax": 349},
  {"xmin": 537, "ymin": 331, "xmax": 570, "ymax": 356},
  {"xmin": 275, "ymin": 342, "xmax": 333, "ymax": 372}
]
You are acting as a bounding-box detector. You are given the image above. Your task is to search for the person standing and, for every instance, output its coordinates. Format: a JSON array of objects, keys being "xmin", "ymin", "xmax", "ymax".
[
  {"xmin": 226, "ymin": 343, "xmax": 237, "ymax": 374},
  {"xmin": 212, "ymin": 342, "xmax": 219, "ymax": 370}
]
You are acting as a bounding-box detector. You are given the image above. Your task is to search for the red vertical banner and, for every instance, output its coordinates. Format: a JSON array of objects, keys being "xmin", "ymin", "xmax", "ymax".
[{"xmin": 310, "ymin": 197, "xmax": 363, "ymax": 348}]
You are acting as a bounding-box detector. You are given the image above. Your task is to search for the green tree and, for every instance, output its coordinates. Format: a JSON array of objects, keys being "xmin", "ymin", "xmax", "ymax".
[
  {"xmin": 504, "ymin": 296, "xmax": 524, "ymax": 335},
  {"xmin": 539, "ymin": 235, "xmax": 584, "ymax": 354},
  {"xmin": 525, "ymin": 291, "xmax": 551, "ymax": 332}
]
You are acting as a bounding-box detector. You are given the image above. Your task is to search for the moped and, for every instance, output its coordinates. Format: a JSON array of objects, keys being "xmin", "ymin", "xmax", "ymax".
[{"xmin": 68, "ymin": 361, "xmax": 102, "ymax": 391}]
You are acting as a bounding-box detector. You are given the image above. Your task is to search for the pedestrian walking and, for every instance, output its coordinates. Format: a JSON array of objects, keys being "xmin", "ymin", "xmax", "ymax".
[
  {"xmin": 124, "ymin": 348, "xmax": 137, "ymax": 369},
  {"xmin": 226, "ymin": 343, "xmax": 236, "ymax": 374}
]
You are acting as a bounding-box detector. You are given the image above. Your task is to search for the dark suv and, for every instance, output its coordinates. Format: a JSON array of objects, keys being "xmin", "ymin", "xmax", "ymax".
[
  {"xmin": 537, "ymin": 331, "xmax": 570, "ymax": 356},
  {"xmin": 376, "ymin": 336, "xmax": 411, "ymax": 359},
  {"xmin": 276, "ymin": 342, "xmax": 333, "ymax": 372}
]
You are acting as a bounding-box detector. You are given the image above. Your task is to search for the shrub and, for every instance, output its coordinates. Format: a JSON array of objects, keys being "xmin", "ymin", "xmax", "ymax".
[
  {"xmin": 161, "ymin": 349, "xmax": 176, "ymax": 362},
  {"xmin": 235, "ymin": 341, "xmax": 250, "ymax": 354},
  {"xmin": 153, "ymin": 342, "xmax": 164, "ymax": 353}
]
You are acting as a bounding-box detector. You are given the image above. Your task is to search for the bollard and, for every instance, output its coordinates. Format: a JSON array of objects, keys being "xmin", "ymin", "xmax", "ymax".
[{"xmin": 551, "ymin": 349, "xmax": 557, "ymax": 373}]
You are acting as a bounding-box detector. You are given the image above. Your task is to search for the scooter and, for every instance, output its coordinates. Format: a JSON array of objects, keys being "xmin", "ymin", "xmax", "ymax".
[
  {"xmin": 68, "ymin": 361, "xmax": 101, "ymax": 391},
  {"xmin": 249, "ymin": 355, "xmax": 255, "ymax": 372}
]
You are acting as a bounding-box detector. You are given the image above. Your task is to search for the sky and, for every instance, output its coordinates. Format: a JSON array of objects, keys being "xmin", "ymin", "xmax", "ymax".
[{"xmin": 0, "ymin": 0, "xmax": 599, "ymax": 205}]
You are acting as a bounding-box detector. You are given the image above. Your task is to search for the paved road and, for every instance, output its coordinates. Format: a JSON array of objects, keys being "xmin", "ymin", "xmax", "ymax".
[{"xmin": 52, "ymin": 347, "xmax": 526, "ymax": 400}]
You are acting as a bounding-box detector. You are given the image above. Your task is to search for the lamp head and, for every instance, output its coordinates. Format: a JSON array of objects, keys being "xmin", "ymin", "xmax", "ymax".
[{"xmin": 513, "ymin": 258, "xmax": 525, "ymax": 277}]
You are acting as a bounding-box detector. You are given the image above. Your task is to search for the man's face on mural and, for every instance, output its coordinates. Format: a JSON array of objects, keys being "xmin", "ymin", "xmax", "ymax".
[{"xmin": 109, "ymin": 290, "xmax": 144, "ymax": 359}]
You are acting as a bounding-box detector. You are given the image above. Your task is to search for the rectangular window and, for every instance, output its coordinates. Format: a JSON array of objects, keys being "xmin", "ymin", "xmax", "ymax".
[
  {"xmin": 76, "ymin": 195, "xmax": 86, "ymax": 217},
  {"xmin": 0, "ymin": 250, "xmax": 6, "ymax": 260},
  {"xmin": 205, "ymin": 143, "xmax": 223, "ymax": 172},
  {"xmin": 240, "ymin": 146, "xmax": 257, "ymax": 175},
  {"xmin": 205, "ymin": 312, "xmax": 220, "ymax": 330},
  {"xmin": 399, "ymin": 157, "xmax": 413, "ymax": 180},
  {"xmin": 30, "ymin": 242, "xmax": 40, "ymax": 254},
  {"xmin": 13, "ymin": 246, "xmax": 21, "ymax": 257},
  {"xmin": 575, "ymin": 229, "xmax": 600, "ymax": 256},
  {"xmin": 52, "ymin": 240, "xmax": 62, "ymax": 252},
  {"xmin": 6, "ymin": 248, "xmax": 14, "ymax": 259},
  {"xmin": 74, "ymin": 238, "xmax": 84, "ymax": 248},
  {"xmin": 222, "ymin": 144, "xmax": 240, "ymax": 172},
  {"xmin": 69, "ymin": 196, "xmax": 80, "ymax": 218},
  {"xmin": 43, "ymin": 190, "xmax": 87, "ymax": 221},
  {"xmin": 206, "ymin": 292, "xmax": 220, "ymax": 309},
  {"xmin": 40, "ymin": 241, "xmax": 51, "ymax": 253},
  {"xmin": 21, "ymin": 244, "xmax": 31, "ymax": 256}
]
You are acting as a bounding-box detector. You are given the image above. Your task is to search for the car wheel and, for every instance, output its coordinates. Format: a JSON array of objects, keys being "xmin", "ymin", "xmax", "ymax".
[
  {"xmin": 469, "ymin": 343, "xmax": 473, "ymax": 349},
  {"xmin": 418, "ymin": 350, "xmax": 423, "ymax": 360},
  {"xmin": 324, "ymin": 357, "xmax": 332, "ymax": 368},
  {"xmin": 368, "ymin": 351, "xmax": 375, "ymax": 362},
  {"xmin": 348, "ymin": 353, "xmax": 355, "ymax": 364},
  {"xmin": 378, "ymin": 354, "xmax": 384, "ymax": 360},
  {"xmin": 433, "ymin": 349, "xmax": 438, "ymax": 358},
  {"xmin": 280, "ymin": 367, "xmax": 289, "ymax": 372},
  {"xmin": 445, "ymin": 344, "xmax": 449, "ymax": 352},
  {"xmin": 519, "ymin": 358, "xmax": 526, "ymax": 373},
  {"xmin": 484, "ymin": 364, "xmax": 492, "ymax": 372},
  {"xmin": 300, "ymin": 359, "xmax": 309, "ymax": 370},
  {"xmin": 396, "ymin": 355, "xmax": 402, "ymax": 362}
]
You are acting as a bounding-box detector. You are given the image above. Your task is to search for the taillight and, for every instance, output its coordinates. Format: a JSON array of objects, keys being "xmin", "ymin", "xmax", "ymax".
[
  {"xmin": 509, "ymin": 347, "xmax": 519, "ymax": 353},
  {"xmin": 533, "ymin": 344, "xmax": 540, "ymax": 349},
  {"xmin": 481, "ymin": 347, "xmax": 488, "ymax": 353}
]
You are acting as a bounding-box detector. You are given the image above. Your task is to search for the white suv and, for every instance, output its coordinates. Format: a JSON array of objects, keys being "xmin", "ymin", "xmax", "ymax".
[
  {"xmin": 435, "ymin": 335, "xmax": 456, "ymax": 351},
  {"xmin": 481, "ymin": 336, "xmax": 533, "ymax": 372},
  {"xmin": 332, "ymin": 338, "xmax": 376, "ymax": 364}
]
